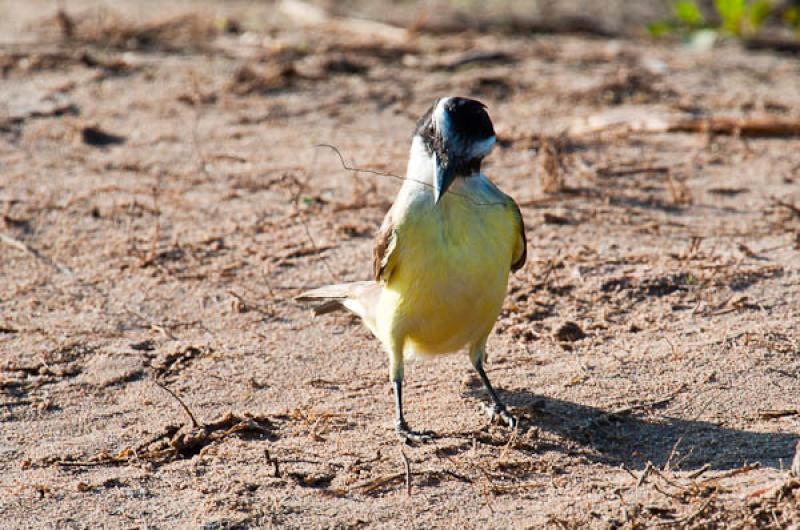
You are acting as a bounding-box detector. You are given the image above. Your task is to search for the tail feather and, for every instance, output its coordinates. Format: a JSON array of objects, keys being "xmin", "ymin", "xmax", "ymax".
[
  {"xmin": 296, "ymin": 281, "xmax": 380, "ymax": 324},
  {"xmin": 296, "ymin": 281, "xmax": 372, "ymax": 302}
]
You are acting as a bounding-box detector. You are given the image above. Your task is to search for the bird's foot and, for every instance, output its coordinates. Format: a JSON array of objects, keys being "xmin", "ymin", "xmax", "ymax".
[
  {"xmin": 396, "ymin": 421, "xmax": 434, "ymax": 444},
  {"xmin": 483, "ymin": 403, "xmax": 517, "ymax": 429}
]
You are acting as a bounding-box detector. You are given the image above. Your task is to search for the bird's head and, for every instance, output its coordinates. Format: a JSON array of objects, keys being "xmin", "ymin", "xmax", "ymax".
[{"xmin": 414, "ymin": 96, "xmax": 496, "ymax": 204}]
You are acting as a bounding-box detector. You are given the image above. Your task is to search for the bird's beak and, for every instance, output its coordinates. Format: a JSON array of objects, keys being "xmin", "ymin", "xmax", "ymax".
[{"xmin": 433, "ymin": 153, "xmax": 456, "ymax": 205}]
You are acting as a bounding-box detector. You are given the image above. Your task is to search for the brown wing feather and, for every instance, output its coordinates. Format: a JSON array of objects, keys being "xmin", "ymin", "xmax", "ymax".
[
  {"xmin": 373, "ymin": 210, "xmax": 396, "ymax": 281},
  {"xmin": 510, "ymin": 199, "xmax": 527, "ymax": 272}
]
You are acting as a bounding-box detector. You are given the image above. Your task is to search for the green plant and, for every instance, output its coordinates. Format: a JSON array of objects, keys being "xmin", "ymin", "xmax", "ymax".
[
  {"xmin": 649, "ymin": 0, "xmax": 776, "ymax": 39},
  {"xmin": 674, "ymin": 0, "xmax": 704, "ymax": 28},
  {"xmin": 785, "ymin": 5, "xmax": 800, "ymax": 34},
  {"xmin": 715, "ymin": 0, "xmax": 772, "ymax": 36}
]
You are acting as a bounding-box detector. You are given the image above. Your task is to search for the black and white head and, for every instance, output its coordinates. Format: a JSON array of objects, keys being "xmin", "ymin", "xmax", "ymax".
[{"xmin": 413, "ymin": 96, "xmax": 496, "ymax": 204}]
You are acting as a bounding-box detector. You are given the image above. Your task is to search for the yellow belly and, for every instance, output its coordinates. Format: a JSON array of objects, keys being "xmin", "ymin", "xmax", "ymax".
[{"xmin": 375, "ymin": 196, "xmax": 517, "ymax": 357}]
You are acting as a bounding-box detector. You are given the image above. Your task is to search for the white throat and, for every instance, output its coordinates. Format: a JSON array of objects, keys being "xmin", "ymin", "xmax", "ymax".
[{"xmin": 404, "ymin": 135, "xmax": 436, "ymax": 190}]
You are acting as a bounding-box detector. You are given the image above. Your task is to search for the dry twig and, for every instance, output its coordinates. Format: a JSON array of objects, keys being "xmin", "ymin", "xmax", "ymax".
[
  {"xmin": 153, "ymin": 379, "xmax": 200, "ymax": 428},
  {"xmin": 572, "ymin": 109, "xmax": 800, "ymax": 137},
  {"xmin": 0, "ymin": 233, "xmax": 72, "ymax": 274},
  {"xmin": 400, "ymin": 447, "xmax": 412, "ymax": 496}
]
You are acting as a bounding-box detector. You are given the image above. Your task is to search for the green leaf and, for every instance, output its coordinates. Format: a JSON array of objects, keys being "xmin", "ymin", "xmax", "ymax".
[
  {"xmin": 647, "ymin": 21, "xmax": 674, "ymax": 37},
  {"xmin": 786, "ymin": 6, "xmax": 800, "ymax": 28},
  {"xmin": 673, "ymin": 0, "xmax": 704, "ymax": 27},
  {"xmin": 715, "ymin": 0, "xmax": 746, "ymax": 35},
  {"xmin": 746, "ymin": 0, "xmax": 772, "ymax": 32}
]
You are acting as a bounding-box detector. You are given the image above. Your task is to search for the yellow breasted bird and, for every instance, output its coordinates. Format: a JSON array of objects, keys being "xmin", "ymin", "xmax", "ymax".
[{"xmin": 298, "ymin": 97, "xmax": 526, "ymax": 441}]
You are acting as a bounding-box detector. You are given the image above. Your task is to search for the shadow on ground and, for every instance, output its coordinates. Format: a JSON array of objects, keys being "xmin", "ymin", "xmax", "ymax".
[{"xmin": 461, "ymin": 388, "xmax": 798, "ymax": 471}]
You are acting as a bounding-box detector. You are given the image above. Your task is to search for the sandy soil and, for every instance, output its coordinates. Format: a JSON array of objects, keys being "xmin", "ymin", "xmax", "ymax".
[{"xmin": 1, "ymin": 1, "xmax": 799, "ymax": 528}]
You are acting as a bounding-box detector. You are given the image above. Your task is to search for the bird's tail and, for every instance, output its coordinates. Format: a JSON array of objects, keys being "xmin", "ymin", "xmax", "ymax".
[{"xmin": 295, "ymin": 281, "xmax": 380, "ymax": 329}]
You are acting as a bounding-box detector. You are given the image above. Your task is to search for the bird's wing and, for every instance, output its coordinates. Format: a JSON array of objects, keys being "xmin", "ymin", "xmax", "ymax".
[
  {"xmin": 510, "ymin": 198, "xmax": 527, "ymax": 272},
  {"xmin": 373, "ymin": 208, "xmax": 398, "ymax": 282},
  {"xmin": 482, "ymin": 176, "xmax": 527, "ymax": 272}
]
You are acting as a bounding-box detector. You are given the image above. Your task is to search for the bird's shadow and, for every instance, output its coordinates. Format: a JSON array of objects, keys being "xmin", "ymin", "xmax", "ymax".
[{"xmin": 454, "ymin": 387, "xmax": 798, "ymax": 472}]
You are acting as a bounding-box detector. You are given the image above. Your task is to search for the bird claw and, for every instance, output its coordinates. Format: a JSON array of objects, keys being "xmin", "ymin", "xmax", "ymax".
[
  {"xmin": 483, "ymin": 403, "xmax": 517, "ymax": 429},
  {"xmin": 396, "ymin": 422, "xmax": 434, "ymax": 444}
]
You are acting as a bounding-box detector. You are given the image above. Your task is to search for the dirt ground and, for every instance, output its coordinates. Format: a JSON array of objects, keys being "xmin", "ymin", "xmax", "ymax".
[{"xmin": 2, "ymin": 1, "xmax": 800, "ymax": 528}]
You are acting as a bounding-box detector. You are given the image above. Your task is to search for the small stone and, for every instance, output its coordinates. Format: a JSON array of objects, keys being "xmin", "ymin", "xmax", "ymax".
[{"xmin": 555, "ymin": 321, "xmax": 587, "ymax": 342}]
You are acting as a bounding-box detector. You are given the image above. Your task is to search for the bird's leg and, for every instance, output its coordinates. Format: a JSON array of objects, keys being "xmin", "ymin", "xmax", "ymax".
[
  {"xmin": 474, "ymin": 361, "xmax": 517, "ymax": 428},
  {"xmin": 470, "ymin": 342, "xmax": 517, "ymax": 429},
  {"xmin": 393, "ymin": 378, "xmax": 432, "ymax": 442},
  {"xmin": 393, "ymin": 378, "xmax": 413, "ymax": 436},
  {"xmin": 390, "ymin": 342, "xmax": 432, "ymax": 443}
]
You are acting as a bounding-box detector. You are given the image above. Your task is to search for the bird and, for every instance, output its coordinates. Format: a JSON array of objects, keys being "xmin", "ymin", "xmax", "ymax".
[{"xmin": 297, "ymin": 96, "xmax": 527, "ymax": 441}]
